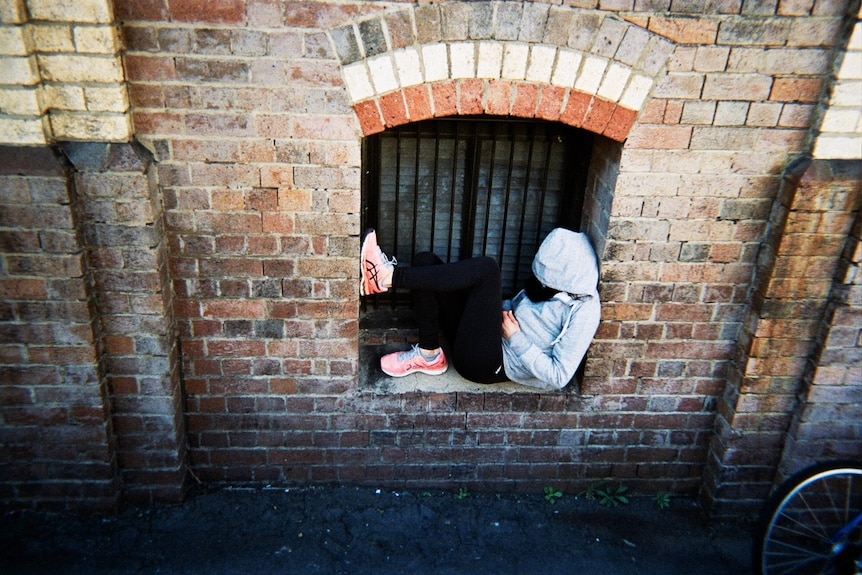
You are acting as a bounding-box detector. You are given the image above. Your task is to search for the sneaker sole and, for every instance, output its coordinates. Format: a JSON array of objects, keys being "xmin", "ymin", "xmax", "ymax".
[
  {"xmin": 359, "ymin": 229, "xmax": 374, "ymax": 296},
  {"xmin": 381, "ymin": 364, "xmax": 448, "ymax": 377}
]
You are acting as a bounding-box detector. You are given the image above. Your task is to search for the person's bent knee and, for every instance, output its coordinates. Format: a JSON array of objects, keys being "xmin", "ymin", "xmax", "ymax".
[{"xmin": 475, "ymin": 256, "xmax": 500, "ymax": 274}]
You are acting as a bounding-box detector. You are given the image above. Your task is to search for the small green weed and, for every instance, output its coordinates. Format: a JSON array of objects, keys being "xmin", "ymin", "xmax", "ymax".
[
  {"xmin": 543, "ymin": 486, "xmax": 563, "ymax": 504},
  {"xmin": 456, "ymin": 487, "xmax": 470, "ymax": 500},
  {"xmin": 596, "ymin": 484, "xmax": 629, "ymax": 507},
  {"xmin": 654, "ymin": 492, "xmax": 671, "ymax": 509},
  {"xmin": 578, "ymin": 481, "xmax": 608, "ymax": 501}
]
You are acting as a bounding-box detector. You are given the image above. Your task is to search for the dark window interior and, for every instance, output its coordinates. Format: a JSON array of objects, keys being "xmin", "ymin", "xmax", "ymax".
[{"xmin": 361, "ymin": 118, "xmax": 594, "ymax": 307}]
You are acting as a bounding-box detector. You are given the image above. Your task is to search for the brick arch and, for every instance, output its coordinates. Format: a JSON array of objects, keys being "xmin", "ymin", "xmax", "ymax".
[
  {"xmin": 329, "ymin": 2, "xmax": 675, "ymax": 141},
  {"xmin": 353, "ymin": 80, "xmax": 638, "ymax": 142}
]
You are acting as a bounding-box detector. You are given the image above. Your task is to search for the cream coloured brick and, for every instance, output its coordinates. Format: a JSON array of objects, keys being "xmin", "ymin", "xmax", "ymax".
[
  {"xmin": 51, "ymin": 111, "xmax": 131, "ymax": 141},
  {"xmin": 837, "ymin": 49, "xmax": 861, "ymax": 80},
  {"xmin": 422, "ymin": 43, "xmax": 448, "ymax": 82},
  {"xmin": 682, "ymin": 101, "xmax": 717, "ymax": 125},
  {"xmin": 342, "ymin": 62, "xmax": 374, "ymax": 101},
  {"xmin": 820, "ymin": 108, "xmax": 861, "ymax": 133},
  {"xmin": 703, "ymin": 74, "xmax": 772, "ymax": 101},
  {"xmin": 746, "ymin": 102, "xmax": 782, "ymax": 127},
  {"xmin": 27, "ymin": 0, "xmax": 113, "ymax": 24},
  {"xmin": 0, "ymin": 0, "xmax": 27, "ymax": 25},
  {"xmin": 450, "ymin": 42, "xmax": 475, "ymax": 79},
  {"xmin": 393, "ymin": 47, "xmax": 423, "ymax": 87},
  {"xmin": 693, "ymin": 46, "xmax": 730, "ymax": 72},
  {"xmin": 476, "ymin": 41, "xmax": 502, "ymax": 78},
  {"xmin": 38, "ymin": 54, "xmax": 124, "ymax": 82},
  {"xmin": 0, "ymin": 55, "xmax": 39, "ymax": 85},
  {"xmin": 501, "ymin": 42, "xmax": 529, "ymax": 80},
  {"xmin": 812, "ymin": 135, "xmax": 862, "ymax": 160},
  {"xmin": 0, "ymin": 86, "xmax": 44, "ymax": 115},
  {"xmin": 73, "ymin": 25, "xmax": 120, "ymax": 54},
  {"xmin": 714, "ymin": 101, "xmax": 749, "ymax": 126},
  {"xmin": 84, "ymin": 85, "xmax": 129, "ymax": 112},
  {"xmin": 830, "ymin": 81, "xmax": 862, "ymax": 107},
  {"xmin": 525, "ymin": 44, "xmax": 556, "ymax": 83},
  {"xmin": 0, "ymin": 115, "xmax": 48, "ymax": 144},
  {"xmin": 597, "ymin": 62, "xmax": 631, "ymax": 102},
  {"xmin": 551, "ymin": 49, "xmax": 581, "ymax": 88},
  {"xmin": 44, "ymin": 84, "xmax": 85, "ymax": 110},
  {"xmin": 847, "ymin": 21, "xmax": 861, "ymax": 50},
  {"xmin": 619, "ymin": 74, "xmax": 652, "ymax": 110},
  {"xmin": 0, "ymin": 25, "xmax": 30, "ymax": 56},
  {"xmin": 30, "ymin": 24, "xmax": 75, "ymax": 53},
  {"xmin": 575, "ymin": 55, "xmax": 607, "ymax": 95},
  {"xmin": 367, "ymin": 54, "xmax": 398, "ymax": 94}
]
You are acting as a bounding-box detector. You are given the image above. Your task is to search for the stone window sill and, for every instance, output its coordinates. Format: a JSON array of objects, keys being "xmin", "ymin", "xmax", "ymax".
[{"xmin": 360, "ymin": 343, "xmax": 558, "ymax": 395}]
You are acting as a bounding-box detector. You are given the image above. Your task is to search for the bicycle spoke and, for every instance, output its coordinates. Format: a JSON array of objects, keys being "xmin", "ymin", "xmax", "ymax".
[{"xmin": 758, "ymin": 465, "xmax": 862, "ymax": 575}]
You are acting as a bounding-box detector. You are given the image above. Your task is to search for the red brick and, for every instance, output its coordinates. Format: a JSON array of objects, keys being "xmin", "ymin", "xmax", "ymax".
[
  {"xmin": 124, "ymin": 55, "xmax": 178, "ymax": 82},
  {"xmin": 626, "ymin": 125, "xmax": 693, "ymax": 149},
  {"xmin": 201, "ymin": 300, "xmax": 266, "ymax": 318},
  {"xmin": 648, "ymin": 16, "xmax": 718, "ymax": 44},
  {"xmin": 115, "ymin": 0, "xmax": 169, "ymax": 20},
  {"xmin": 485, "ymin": 80, "xmax": 511, "ymax": 116},
  {"xmin": 283, "ymin": 2, "xmax": 363, "ymax": 28},
  {"xmin": 171, "ymin": 0, "xmax": 246, "ymax": 24},
  {"xmin": 459, "ymin": 79, "xmax": 484, "ymax": 115},
  {"xmin": 353, "ymin": 100, "xmax": 384, "ymax": 136},
  {"xmin": 512, "ymin": 83, "xmax": 540, "ymax": 118},
  {"xmin": 560, "ymin": 90, "xmax": 592, "ymax": 128},
  {"xmin": 583, "ymin": 98, "xmax": 616, "ymax": 134},
  {"xmin": 403, "ymin": 85, "xmax": 432, "ymax": 122},
  {"xmin": 432, "ymin": 82, "xmax": 458, "ymax": 118},
  {"xmin": 664, "ymin": 101, "xmax": 684, "ymax": 124},
  {"xmin": 536, "ymin": 85, "xmax": 566, "ymax": 122},
  {"xmin": 0, "ymin": 278, "xmax": 47, "ymax": 299},
  {"xmin": 769, "ymin": 78, "xmax": 824, "ymax": 103},
  {"xmin": 604, "ymin": 106, "xmax": 638, "ymax": 142},
  {"xmin": 133, "ymin": 112, "xmax": 184, "ymax": 135},
  {"xmin": 379, "ymin": 91, "xmax": 408, "ymax": 128}
]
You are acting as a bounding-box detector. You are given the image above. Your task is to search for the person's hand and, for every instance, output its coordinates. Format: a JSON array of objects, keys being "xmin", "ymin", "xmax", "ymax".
[{"xmin": 502, "ymin": 310, "xmax": 521, "ymax": 340}]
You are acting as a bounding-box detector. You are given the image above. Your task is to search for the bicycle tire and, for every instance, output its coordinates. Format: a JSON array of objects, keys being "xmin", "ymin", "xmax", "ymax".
[{"xmin": 753, "ymin": 460, "xmax": 862, "ymax": 575}]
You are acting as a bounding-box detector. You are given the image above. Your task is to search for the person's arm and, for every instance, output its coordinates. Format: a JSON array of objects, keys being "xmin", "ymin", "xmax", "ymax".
[{"xmin": 506, "ymin": 300, "xmax": 599, "ymax": 389}]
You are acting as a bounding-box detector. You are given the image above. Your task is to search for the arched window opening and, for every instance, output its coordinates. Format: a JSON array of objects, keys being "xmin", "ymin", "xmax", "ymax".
[{"xmin": 361, "ymin": 118, "xmax": 595, "ymax": 311}]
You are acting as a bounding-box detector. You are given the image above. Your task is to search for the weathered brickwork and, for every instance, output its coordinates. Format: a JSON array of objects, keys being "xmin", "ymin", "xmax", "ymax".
[
  {"xmin": 0, "ymin": 0, "xmax": 132, "ymax": 144},
  {"xmin": 703, "ymin": 158, "xmax": 862, "ymax": 516},
  {"xmin": 63, "ymin": 142, "xmax": 187, "ymax": 505},
  {"xmin": 0, "ymin": 147, "xmax": 118, "ymax": 511},
  {"xmin": 336, "ymin": 4, "xmax": 672, "ymax": 140},
  {"xmin": 0, "ymin": 0, "xmax": 859, "ymax": 512},
  {"xmin": 778, "ymin": 191, "xmax": 861, "ymax": 474}
]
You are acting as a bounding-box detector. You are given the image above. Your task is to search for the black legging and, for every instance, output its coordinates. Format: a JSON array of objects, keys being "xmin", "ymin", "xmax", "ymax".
[{"xmin": 391, "ymin": 253, "xmax": 508, "ymax": 384}]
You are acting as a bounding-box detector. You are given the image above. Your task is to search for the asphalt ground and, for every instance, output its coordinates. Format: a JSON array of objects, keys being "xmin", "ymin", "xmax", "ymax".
[{"xmin": 1, "ymin": 485, "xmax": 755, "ymax": 575}]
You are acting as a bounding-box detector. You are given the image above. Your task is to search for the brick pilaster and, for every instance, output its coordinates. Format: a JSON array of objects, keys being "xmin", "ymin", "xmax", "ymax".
[
  {"xmin": 61, "ymin": 141, "xmax": 187, "ymax": 504},
  {"xmin": 703, "ymin": 158, "xmax": 862, "ymax": 518},
  {"xmin": 0, "ymin": 145, "xmax": 119, "ymax": 511}
]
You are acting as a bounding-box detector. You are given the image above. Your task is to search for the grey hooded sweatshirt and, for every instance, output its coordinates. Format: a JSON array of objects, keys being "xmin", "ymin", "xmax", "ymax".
[{"xmin": 501, "ymin": 228, "xmax": 601, "ymax": 390}]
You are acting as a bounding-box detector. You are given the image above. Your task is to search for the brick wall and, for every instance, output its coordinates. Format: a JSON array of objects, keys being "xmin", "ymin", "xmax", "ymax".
[
  {"xmin": 0, "ymin": 147, "xmax": 118, "ymax": 511},
  {"xmin": 778, "ymin": 175, "xmax": 861, "ymax": 475},
  {"xmin": 63, "ymin": 142, "xmax": 186, "ymax": 504},
  {"xmin": 0, "ymin": 0, "xmax": 132, "ymax": 144},
  {"xmin": 1, "ymin": 0, "xmax": 860, "ymax": 512}
]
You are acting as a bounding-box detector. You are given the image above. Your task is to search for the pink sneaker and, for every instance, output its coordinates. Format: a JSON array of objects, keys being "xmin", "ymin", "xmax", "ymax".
[
  {"xmin": 380, "ymin": 345, "xmax": 448, "ymax": 377},
  {"xmin": 360, "ymin": 229, "xmax": 396, "ymax": 296}
]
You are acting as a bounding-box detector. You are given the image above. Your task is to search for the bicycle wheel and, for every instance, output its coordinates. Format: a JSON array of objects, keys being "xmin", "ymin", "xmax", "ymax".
[{"xmin": 754, "ymin": 461, "xmax": 862, "ymax": 575}]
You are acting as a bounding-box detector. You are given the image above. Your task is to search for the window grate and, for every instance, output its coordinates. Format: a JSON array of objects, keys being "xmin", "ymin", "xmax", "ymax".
[{"xmin": 362, "ymin": 118, "xmax": 593, "ymax": 303}]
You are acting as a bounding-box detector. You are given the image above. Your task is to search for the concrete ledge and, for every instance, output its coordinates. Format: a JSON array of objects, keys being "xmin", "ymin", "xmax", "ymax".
[{"xmin": 360, "ymin": 343, "xmax": 548, "ymax": 394}]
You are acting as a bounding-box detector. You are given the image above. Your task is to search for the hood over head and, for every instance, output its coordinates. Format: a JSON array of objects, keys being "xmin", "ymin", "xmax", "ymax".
[{"xmin": 532, "ymin": 228, "xmax": 599, "ymax": 297}]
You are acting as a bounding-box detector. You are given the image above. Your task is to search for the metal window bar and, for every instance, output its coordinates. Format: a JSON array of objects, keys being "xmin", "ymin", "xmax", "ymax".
[{"xmin": 362, "ymin": 118, "xmax": 592, "ymax": 309}]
